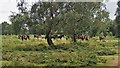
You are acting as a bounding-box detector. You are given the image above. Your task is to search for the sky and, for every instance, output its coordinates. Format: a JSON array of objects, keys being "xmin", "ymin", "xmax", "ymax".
[{"xmin": 0, "ymin": 0, "xmax": 119, "ymax": 24}]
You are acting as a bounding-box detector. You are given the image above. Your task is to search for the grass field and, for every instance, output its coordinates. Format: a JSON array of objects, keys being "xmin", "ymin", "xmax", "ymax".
[{"xmin": 1, "ymin": 35, "xmax": 119, "ymax": 67}]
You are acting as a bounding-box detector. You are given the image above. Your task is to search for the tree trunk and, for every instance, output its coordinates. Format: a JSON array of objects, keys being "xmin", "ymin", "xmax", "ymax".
[
  {"xmin": 72, "ymin": 34, "xmax": 76, "ymax": 42},
  {"xmin": 46, "ymin": 33, "xmax": 54, "ymax": 47},
  {"xmin": 47, "ymin": 36, "xmax": 54, "ymax": 45},
  {"xmin": 46, "ymin": 8, "xmax": 55, "ymax": 47}
]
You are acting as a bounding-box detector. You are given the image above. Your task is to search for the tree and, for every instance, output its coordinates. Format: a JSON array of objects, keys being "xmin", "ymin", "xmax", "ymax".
[
  {"xmin": 115, "ymin": 1, "xmax": 120, "ymax": 37},
  {"xmin": 9, "ymin": 0, "xmax": 31, "ymax": 35},
  {"xmin": 1, "ymin": 21, "xmax": 13, "ymax": 35},
  {"xmin": 10, "ymin": 14, "xmax": 27, "ymax": 34},
  {"xmin": 30, "ymin": 2, "xmax": 72, "ymax": 46},
  {"xmin": 29, "ymin": 24, "xmax": 45, "ymax": 34},
  {"xmin": 63, "ymin": 2, "xmax": 109, "ymax": 42},
  {"xmin": 0, "ymin": 24, "xmax": 1, "ymax": 34},
  {"xmin": 92, "ymin": 10, "xmax": 110, "ymax": 36},
  {"xmin": 63, "ymin": 10, "xmax": 81, "ymax": 42},
  {"xmin": 17, "ymin": 0, "xmax": 28, "ymax": 13},
  {"xmin": 109, "ymin": 20, "xmax": 116, "ymax": 36}
]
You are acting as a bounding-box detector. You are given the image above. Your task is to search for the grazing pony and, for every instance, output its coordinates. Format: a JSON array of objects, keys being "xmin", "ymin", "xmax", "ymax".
[
  {"xmin": 45, "ymin": 34, "xmax": 64, "ymax": 40},
  {"xmin": 34, "ymin": 34, "xmax": 40, "ymax": 39},
  {"xmin": 77, "ymin": 34, "xmax": 89, "ymax": 41},
  {"xmin": 51, "ymin": 35, "xmax": 57, "ymax": 39},
  {"xmin": 84, "ymin": 35, "xmax": 89, "ymax": 40},
  {"xmin": 44, "ymin": 35, "xmax": 56, "ymax": 39},
  {"xmin": 18, "ymin": 34, "xmax": 30, "ymax": 41},
  {"xmin": 18, "ymin": 34, "xmax": 22, "ymax": 39},
  {"xmin": 57, "ymin": 35, "xmax": 64, "ymax": 39},
  {"xmin": 78, "ymin": 35, "xmax": 84, "ymax": 40},
  {"xmin": 99, "ymin": 35, "xmax": 106, "ymax": 41},
  {"xmin": 89, "ymin": 35, "xmax": 93, "ymax": 38}
]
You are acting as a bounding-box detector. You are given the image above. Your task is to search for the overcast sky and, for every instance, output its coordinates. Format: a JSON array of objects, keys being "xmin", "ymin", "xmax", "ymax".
[{"xmin": 0, "ymin": 0, "xmax": 118, "ymax": 24}]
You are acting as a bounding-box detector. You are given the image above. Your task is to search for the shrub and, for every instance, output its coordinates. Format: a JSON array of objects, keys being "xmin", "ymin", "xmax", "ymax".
[
  {"xmin": 95, "ymin": 47, "xmax": 116, "ymax": 56},
  {"xmin": 112, "ymin": 42, "xmax": 119, "ymax": 46},
  {"xmin": 97, "ymin": 57, "xmax": 107, "ymax": 63}
]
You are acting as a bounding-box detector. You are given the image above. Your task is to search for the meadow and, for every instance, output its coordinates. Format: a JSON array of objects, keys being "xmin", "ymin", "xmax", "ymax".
[{"xmin": 1, "ymin": 35, "xmax": 119, "ymax": 67}]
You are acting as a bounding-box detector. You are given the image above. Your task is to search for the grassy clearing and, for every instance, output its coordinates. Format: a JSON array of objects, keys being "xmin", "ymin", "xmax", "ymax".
[{"xmin": 1, "ymin": 35, "xmax": 119, "ymax": 66}]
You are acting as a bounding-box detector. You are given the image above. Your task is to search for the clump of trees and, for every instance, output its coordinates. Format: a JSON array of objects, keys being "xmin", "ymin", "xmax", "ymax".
[
  {"xmin": 115, "ymin": 1, "xmax": 120, "ymax": 37},
  {"xmin": 1, "ymin": 21, "xmax": 13, "ymax": 35},
  {"xmin": 1, "ymin": 0, "xmax": 120, "ymax": 46}
]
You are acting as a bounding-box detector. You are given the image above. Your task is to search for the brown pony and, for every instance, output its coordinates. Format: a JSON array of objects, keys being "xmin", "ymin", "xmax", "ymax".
[
  {"xmin": 18, "ymin": 34, "xmax": 30, "ymax": 41},
  {"xmin": 34, "ymin": 34, "xmax": 40, "ymax": 39},
  {"xmin": 99, "ymin": 35, "xmax": 106, "ymax": 41},
  {"xmin": 78, "ymin": 35, "xmax": 85, "ymax": 40},
  {"xmin": 77, "ymin": 34, "xmax": 89, "ymax": 41},
  {"xmin": 84, "ymin": 35, "xmax": 89, "ymax": 40}
]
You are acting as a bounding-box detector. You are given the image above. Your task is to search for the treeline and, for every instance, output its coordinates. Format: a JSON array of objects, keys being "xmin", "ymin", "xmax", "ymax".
[{"xmin": 1, "ymin": 1, "xmax": 120, "ymax": 45}]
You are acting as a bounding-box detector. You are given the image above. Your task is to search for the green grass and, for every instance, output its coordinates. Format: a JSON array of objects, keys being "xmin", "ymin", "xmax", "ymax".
[{"xmin": 1, "ymin": 35, "xmax": 119, "ymax": 66}]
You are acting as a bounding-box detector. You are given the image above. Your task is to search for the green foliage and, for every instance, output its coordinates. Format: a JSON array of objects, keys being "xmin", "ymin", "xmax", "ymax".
[
  {"xmin": 9, "ymin": 14, "xmax": 28, "ymax": 34},
  {"xmin": 95, "ymin": 47, "xmax": 116, "ymax": 56},
  {"xmin": 97, "ymin": 57, "xmax": 107, "ymax": 63},
  {"xmin": 1, "ymin": 21, "xmax": 13, "ymax": 35},
  {"xmin": 2, "ymin": 50, "xmax": 97, "ymax": 66},
  {"xmin": 114, "ymin": 1, "xmax": 120, "ymax": 37},
  {"xmin": 15, "ymin": 44, "xmax": 49, "ymax": 51}
]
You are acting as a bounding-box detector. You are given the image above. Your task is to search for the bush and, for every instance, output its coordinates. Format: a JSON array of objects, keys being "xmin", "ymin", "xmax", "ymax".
[
  {"xmin": 97, "ymin": 57, "xmax": 107, "ymax": 63},
  {"xmin": 112, "ymin": 42, "xmax": 119, "ymax": 46},
  {"xmin": 79, "ymin": 52, "xmax": 97, "ymax": 67},
  {"xmin": 95, "ymin": 47, "xmax": 116, "ymax": 56},
  {"xmin": 15, "ymin": 43, "xmax": 48, "ymax": 51}
]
